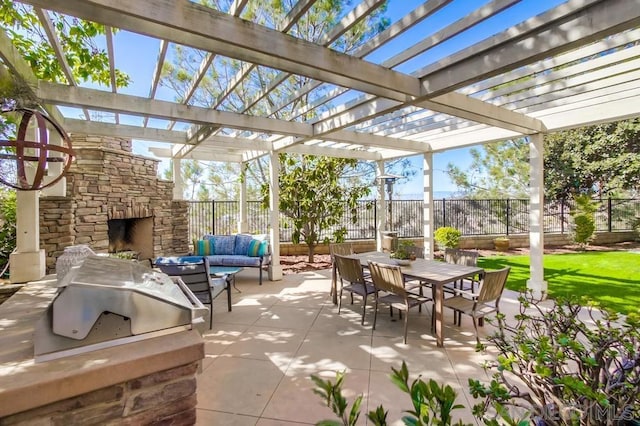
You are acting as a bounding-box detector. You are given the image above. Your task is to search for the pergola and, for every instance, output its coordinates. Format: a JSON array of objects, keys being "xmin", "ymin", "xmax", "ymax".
[{"xmin": 2, "ymin": 0, "xmax": 640, "ymax": 294}]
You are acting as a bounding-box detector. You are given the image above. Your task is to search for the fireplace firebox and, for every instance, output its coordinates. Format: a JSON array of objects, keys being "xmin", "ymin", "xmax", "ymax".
[{"xmin": 108, "ymin": 217, "xmax": 153, "ymax": 259}]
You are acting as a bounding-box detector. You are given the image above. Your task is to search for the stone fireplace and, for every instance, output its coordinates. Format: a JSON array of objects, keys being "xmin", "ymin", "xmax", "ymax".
[{"xmin": 40, "ymin": 135, "xmax": 189, "ymax": 272}]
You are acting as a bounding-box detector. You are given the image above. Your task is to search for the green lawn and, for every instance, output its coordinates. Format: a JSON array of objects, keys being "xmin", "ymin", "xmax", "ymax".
[{"xmin": 478, "ymin": 250, "xmax": 640, "ymax": 314}]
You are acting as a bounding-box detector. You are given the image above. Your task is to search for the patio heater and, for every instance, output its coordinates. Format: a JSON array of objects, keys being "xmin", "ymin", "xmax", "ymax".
[{"xmin": 376, "ymin": 173, "xmax": 402, "ymax": 252}]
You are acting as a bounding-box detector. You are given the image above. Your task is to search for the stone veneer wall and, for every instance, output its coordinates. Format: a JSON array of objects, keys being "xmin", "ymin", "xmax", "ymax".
[
  {"xmin": 40, "ymin": 135, "xmax": 189, "ymax": 272},
  {"xmin": 0, "ymin": 362, "xmax": 199, "ymax": 424}
]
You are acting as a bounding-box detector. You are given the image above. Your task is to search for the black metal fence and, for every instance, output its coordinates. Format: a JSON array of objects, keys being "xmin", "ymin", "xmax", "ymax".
[{"xmin": 187, "ymin": 198, "xmax": 640, "ymax": 243}]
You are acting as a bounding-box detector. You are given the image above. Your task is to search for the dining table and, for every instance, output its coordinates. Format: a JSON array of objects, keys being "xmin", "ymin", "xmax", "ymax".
[{"xmin": 346, "ymin": 251, "xmax": 484, "ymax": 347}]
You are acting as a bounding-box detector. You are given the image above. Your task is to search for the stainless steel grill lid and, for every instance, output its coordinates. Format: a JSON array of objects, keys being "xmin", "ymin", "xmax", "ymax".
[{"xmin": 35, "ymin": 256, "xmax": 208, "ymax": 361}]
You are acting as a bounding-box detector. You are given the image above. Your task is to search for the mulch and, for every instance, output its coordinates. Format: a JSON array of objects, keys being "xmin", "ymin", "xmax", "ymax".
[{"xmin": 280, "ymin": 241, "xmax": 640, "ymax": 274}]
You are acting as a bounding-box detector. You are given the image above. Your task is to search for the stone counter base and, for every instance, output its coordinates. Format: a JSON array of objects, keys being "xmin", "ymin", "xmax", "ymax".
[{"xmin": 1, "ymin": 362, "xmax": 199, "ymax": 425}]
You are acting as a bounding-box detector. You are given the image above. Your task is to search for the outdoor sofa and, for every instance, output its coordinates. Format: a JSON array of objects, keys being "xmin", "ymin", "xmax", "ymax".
[{"xmin": 191, "ymin": 233, "xmax": 271, "ymax": 285}]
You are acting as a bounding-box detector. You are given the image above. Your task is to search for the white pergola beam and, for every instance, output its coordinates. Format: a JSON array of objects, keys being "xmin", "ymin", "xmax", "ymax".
[
  {"xmin": 34, "ymin": 8, "xmax": 92, "ymax": 121},
  {"xmin": 37, "ymin": 82, "xmax": 313, "ymax": 137},
  {"xmin": 143, "ymin": 39, "xmax": 168, "ymax": 127},
  {"xmin": 419, "ymin": 0, "xmax": 640, "ymax": 96},
  {"xmin": 23, "ymin": 0, "xmax": 421, "ymax": 101},
  {"xmin": 284, "ymin": 144, "xmax": 382, "ymax": 161},
  {"xmin": 63, "ymin": 118, "xmax": 187, "ymax": 144}
]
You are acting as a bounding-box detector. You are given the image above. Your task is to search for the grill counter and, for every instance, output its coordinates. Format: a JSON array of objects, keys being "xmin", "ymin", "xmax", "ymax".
[{"xmin": 35, "ymin": 256, "xmax": 209, "ymax": 362}]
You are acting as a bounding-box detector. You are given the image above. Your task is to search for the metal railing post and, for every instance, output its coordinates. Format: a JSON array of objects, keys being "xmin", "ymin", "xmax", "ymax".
[
  {"xmin": 608, "ymin": 197, "xmax": 613, "ymax": 232},
  {"xmin": 211, "ymin": 200, "xmax": 216, "ymax": 235}
]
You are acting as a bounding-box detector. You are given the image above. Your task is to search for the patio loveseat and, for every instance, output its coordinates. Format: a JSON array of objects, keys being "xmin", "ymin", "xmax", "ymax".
[{"xmin": 191, "ymin": 234, "xmax": 270, "ymax": 285}]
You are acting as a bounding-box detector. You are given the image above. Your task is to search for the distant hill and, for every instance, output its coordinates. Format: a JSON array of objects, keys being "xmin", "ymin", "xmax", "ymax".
[{"xmin": 396, "ymin": 191, "xmax": 458, "ymax": 200}]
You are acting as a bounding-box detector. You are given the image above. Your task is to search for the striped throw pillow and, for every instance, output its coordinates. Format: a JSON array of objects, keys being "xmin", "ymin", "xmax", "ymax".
[
  {"xmin": 247, "ymin": 239, "xmax": 268, "ymax": 257},
  {"xmin": 193, "ymin": 239, "xmax": 215, "ymax": 256}
]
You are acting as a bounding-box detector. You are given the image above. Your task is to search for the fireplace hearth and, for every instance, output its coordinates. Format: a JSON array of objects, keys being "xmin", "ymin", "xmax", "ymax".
[{"xmin": 39, "ymin": 134, "xmax": 189, "ymax": 272}]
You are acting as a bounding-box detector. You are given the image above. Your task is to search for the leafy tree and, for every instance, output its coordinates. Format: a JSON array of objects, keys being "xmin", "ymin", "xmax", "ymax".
[
  {"xmin": 0, "ymin": 1, "xmax": 130, "ymax": 94},
  {"xmin": 445, "ymin": 119, "xmax": 640, "ymax": 202},
  {"xmin": 544, "ymin": 118, "xmax": 640, "ymax": 200},
  {"xmin": 261, "ymin": 153, "xmax": 371, "ymax": 262},
  {"xmin": 0, "ymin": 188, "xmax": 16, "ymax": 274},
  {"xmin": 445, "ymin": 139, "xmax": 530, "ymax": 199}
]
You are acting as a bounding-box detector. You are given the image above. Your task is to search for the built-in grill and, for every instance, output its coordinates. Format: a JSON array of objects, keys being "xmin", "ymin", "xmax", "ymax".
[{"xmin": 34, "ymin": 256, "xmax": 209, "ymax": 362}]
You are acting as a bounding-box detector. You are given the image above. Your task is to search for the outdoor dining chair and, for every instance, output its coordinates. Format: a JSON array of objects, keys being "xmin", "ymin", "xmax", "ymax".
[
  {"xmin": 442, "ymin": 267, "xmax": 510, "ymax": 344},
  {"xmin": 334, "ymin": 253, "xmax": 376, "ymax": 325},
  {"xmin": 154, "ymin": 256, "xmax": 221, "ymax": 329},
  {"xmin": 330, "ymin": 242, "xmax": 355, "ymax": 300},
  {"xmin": 444, "ymin": 248, "xmax": 481, "ymax": 291},
  {"xmin": 367, "ymin": 260, "xmax": 433, "ymax": 344}
]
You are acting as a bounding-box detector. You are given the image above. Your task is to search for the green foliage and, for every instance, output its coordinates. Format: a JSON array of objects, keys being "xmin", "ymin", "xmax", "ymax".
[
  {"xmin": 313, "ymin": 361, "xmax": 471, "ymax": 426},
  {"xmin": 261, "ymin": 154, "xmax": 370, "ymax": 262},
  {"xmin": 445, "ymin": 119, "xmax": 640, "ymax": 202},
  {"xmin": 0, "ymin": 189, "xmax": 16, "ymax": 274},
  {"xmin": 312, "ymin": 371, "xmax": 364, "ymax": 426},
  {"xmin": 470, "ymin": 297, "xmax": 640, "ymax": 425},
  {"xmin": 445, "ymin": 139, "xmax": 530, "ymax": 198},
  {"xmin": 633, "ymin": 217, "xmax": 640, "ymax": 242},
  {"xmin": 544, "ymin": 118, "xmax": 640, "ymax": 200},
  {"xmin": 570, "ymin": 195, "xmax": 597, "ymax": 248},
  {"xmin": 434, "ymin": 227, "xmax": 461, "ymax": 249},
  {"xmin": 390, "ymin": 240, "xmax": 415, "ymax": 260},
  {"xmin": 0, "ymin": 1, "xmax": 130, "ymax": 91}
]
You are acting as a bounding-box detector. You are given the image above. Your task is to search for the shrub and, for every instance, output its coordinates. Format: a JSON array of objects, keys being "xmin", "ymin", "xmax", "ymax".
[
  {"xmin": 0, "ymin": 189, "xmax": 16, "ymax": 275},
  {"xmin": 470, "ymin": 296, "xmax": 640, "ymax": 425},
  {"xmin": 312, "ymin": 361, "xmax": 473, "ymax": 426},
  {"xmin": 570, "ymin": 195, "xmax": 597, "ymax": 248},
  {"xmin": 313, "ymin": 297, "xmax": 640, "ymax": 426},
  {"xmin": 434, "ymin": 226, "xmax": 461, "ymax": 249}
]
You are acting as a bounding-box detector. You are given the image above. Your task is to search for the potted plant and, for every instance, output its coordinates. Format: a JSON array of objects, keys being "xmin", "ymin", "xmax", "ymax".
[
  {"xmin": 434, "ymin": 226, "xmax": 461, "ymax": 251},
  {"xmin": 493, "ymin": 236, "xmax": 510, "ymax": 252},
  {"xmin": 389, "ymin": 240, "xmax": 416, "ymax": 265}
]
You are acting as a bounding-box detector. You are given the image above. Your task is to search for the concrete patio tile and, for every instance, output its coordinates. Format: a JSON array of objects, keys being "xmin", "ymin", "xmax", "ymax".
[
  {"xmin": 287, "ymin": 331, "xmax": 373, "ymax": 375},
  {"xmin": 220, "ymin": 325, "xmax": 306, "ymax": 364},
  {"xmin": 369, "ymin": 335, "xmax": 458, "ymax": 381},
  {"xmin": 200, "ymin": 322, "xmax": 251, "ymax": 371},
  {"xmin": 256, "ymin": 418, "xmax": 310, "ymax": 426},
  {"xmin": 196, "ymin": 410, "xmax": 258, "ymax": 425},
  {"xmin": 254, "ymin": 304, "xmax": 322, "ymax": 330},
  {"xmin": 309, "ymin": 304, "xmax": 374, "ymax": 336},
  {"xmin": 196, "ymin": 356, "xmax": 286, "ymax": 416},
  {"xmin": 261, "ymin": 367, "xmax": 371, "ymax": 425},
  {"xmin": 192, "ymin": 270, "xmax": 527, "ymax": 425}
]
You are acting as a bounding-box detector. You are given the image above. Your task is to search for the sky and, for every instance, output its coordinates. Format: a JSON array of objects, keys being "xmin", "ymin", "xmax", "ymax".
[{"xmin": 61, "ymin": 0, "xmax": 566, "ymax": 197}]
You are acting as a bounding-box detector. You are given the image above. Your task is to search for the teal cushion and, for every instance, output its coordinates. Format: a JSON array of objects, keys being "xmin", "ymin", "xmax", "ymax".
[
  {"xmin": 193, "ymin": 239, "xmax": 215, "ymax": 256},
  {"xmin": 247, "ymin": 239, "xmax": 268, "ymax": 257}
]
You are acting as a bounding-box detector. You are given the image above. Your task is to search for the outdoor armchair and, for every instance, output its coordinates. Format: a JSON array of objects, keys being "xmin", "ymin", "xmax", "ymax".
[{"xmin": 154, "ymin": 256, "xmax": 222, "ymax": 329}]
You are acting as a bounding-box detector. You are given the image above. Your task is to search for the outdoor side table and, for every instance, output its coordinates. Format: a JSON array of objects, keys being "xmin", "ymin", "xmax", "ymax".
[{"xmin": 209, "ymin": 266, "xmax": 243, "ymax": 312}]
